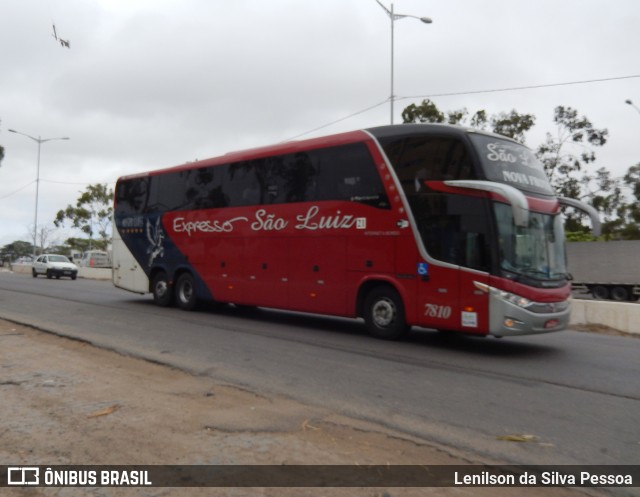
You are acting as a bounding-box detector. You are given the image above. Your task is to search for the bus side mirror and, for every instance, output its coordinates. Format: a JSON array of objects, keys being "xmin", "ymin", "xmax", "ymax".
[
  {"xmin": 558, "ymin": 197, "xmax": 602, "ymax": 237},
  {"xmin": 444, "ymin": 180, "xmax": 530, "ymax": 227}
]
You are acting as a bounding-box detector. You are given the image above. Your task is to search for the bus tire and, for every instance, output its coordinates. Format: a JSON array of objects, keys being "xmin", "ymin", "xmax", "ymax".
[
  {"xmin": 152, "ymin": 271, "xmax": 173, "ymax": 307},
  {"xmin": 363, "ymin": 286, "xmax": 409, "ymax": 340},
  {"xmin": 175, "ymin": 272, "xmax": 198, "ymax": 311}
]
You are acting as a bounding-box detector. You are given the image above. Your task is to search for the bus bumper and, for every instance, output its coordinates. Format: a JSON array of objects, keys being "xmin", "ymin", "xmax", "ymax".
[{"xmin": 488, "ymin": 294, "xmax": 571, "ymax": 337}]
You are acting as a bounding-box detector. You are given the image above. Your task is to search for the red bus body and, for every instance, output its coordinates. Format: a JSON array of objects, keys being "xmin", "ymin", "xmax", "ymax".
[{"xmin": 113, "ymin": 124, "xmax": 583, "ymax": 339}]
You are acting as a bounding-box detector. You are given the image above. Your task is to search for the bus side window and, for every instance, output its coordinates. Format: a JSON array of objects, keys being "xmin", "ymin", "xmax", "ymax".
[
  {"xmin": 115, "ymin": 177, "xmax": 149, "ymax": 215},
  {"xmin": 226, "ymin": 161, "xmax": 260, "ymax": 207},
  {"xmin": 185, "ymin": 167, "xmax": 228, "ymax": 209},
  {"xmin": 282, "ymin": 152, "xmax": 317, "ymax": 203},
  {"xmin": 313, "ymin": 143, "xmax": 389, "ymax": 208},
  {"xmin": 411, "ymin": 193, "xmax": 490, "ymax": 271}
]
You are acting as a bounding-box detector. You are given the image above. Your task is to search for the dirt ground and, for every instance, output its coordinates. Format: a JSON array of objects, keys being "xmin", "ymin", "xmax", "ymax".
[{"xmin": 0, "ymin": 319, "xmax": 598, "ymax": 497}]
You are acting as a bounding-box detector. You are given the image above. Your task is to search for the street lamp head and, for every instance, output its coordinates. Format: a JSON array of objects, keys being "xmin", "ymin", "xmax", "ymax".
[
  {"xmin": 8, "ymin": 129, "xmax": 17, "ymax": 133},
  {"xmin": 420, "ymin": 17, "xmax": 433, "ymax": 24},
  {"xmin": 625, "ymin": 99, "xmax": 633, "ymax": 105}
]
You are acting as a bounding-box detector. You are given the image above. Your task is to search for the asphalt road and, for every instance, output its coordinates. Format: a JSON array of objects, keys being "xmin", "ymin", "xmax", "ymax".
[{"xmin": 1, "ymin": 270, "xmax": 639, "ymax": 468}]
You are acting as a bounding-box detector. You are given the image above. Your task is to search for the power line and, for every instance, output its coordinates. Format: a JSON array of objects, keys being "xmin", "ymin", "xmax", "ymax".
[
  {"xmin": 398, "ymin": 74, "xmax": 640, "ymax": 101},
  {"xmin": 40, "ymin": 179, "xmax": 115, "ymax": 186},
  {"xmin": 286, "ymin": 74, "xmax": 640, "ymax": 141},
  {"xmin": 0, "ymin": 179, "xmax": 116, "ymax": 202},
  {"xmin": 0, "ymin": 180, "xmax": 36, "ymax": 201},
  {"xmin": 281, "ymin": 99, "xmax": 389, "ymax": 142}
]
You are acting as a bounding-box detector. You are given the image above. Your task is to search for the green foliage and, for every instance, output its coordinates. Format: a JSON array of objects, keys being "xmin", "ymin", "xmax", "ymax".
[
  {"xmin": 565, "ymin": 231, "xmax": 599, "ymax": 242},
  {"xmin": 54, "ymin": 183, "xmax": 114, "ymax": 246},
  {"xmin": 0, "ymin": 240, "xmax": 34, "ymax": 259},
  {"xmin": 490, "ymin": 111, "xmax": 536, "ymax": 144},
  {"xmin": 536, "ymin": 106, "xmax": 609, "ymax": 196},
  {"xmin": 64, "ymin": 237, "xmax": 109, "ymax": 252},
  {"xmin": 401, "ymin": 99, "xmax": 445, "ymax": 124},
  {"xmin": 401, "ymin": 99, "xmax": 535, "ymax": 143}
]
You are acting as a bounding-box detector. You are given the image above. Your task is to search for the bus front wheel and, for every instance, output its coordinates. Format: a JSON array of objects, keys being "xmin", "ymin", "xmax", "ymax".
[
  {"xmin": 175, "ymin": 273, "xmax": 198, "ymax": 311},
  {"xmin": 363, "ymin": 286, "xmax": 409, "ymax": 340},
  {"xmin": 152, "ymin": 272, "xmax": 173, "ymax": 307}
]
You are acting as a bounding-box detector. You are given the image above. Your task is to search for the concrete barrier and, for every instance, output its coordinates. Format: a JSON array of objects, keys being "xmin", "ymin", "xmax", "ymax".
[
  {"xmin": 78, "ymin": 267, "xmax": 112, "ymax": 280},
  {"xmin": 11, "ymin": 263, "xmax": 31, "ymax": 274},
  {"xmin": 570, "ymin": 299, "xmax": 640, "ymax": 335}
]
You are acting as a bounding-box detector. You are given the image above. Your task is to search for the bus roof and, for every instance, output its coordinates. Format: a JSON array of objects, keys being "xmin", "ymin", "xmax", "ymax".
[{"xmin": 116, "ymin": 123, "xmax": 518, "ymax": 182}]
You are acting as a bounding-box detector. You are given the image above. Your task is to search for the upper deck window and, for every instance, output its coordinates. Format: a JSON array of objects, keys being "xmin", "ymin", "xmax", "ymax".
[
  {"xmin": 115, "ymin": 142, "xmax": 390, "ymax": 215},
  {"xmin": 377, "ymin": 135, "xmax": 476, "ymax": 196},
  {"xmin": 469, "ymin": 134, "xmax": 554, "ymax": 196}
]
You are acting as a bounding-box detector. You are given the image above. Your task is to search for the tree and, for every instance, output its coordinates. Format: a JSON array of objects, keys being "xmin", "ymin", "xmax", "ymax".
[
  {"xmin": 613, "ymin": 164, "xmax": 640, "ymax": 239},
  {"xmin": 54, "ymin": 183, "xmax": 114, "ymax": 249},
  {"xmin": 401, "ymin": 98, "xmax": 535, "ymax": 143},
  {"xmin": 64, "ymin": 236, "xmax": 108, "ymax": 252},
  {"xmin": 536, "ymin": 106, "xmax": 609, "ymax": 233},
  {"xmin": 0, "ymin": 240, "xmax": 34, "ymax": 260},
  {"xmin": 400, "ymin": 99, "xmax": 640, "ymax": 239},
  {"xmin": 0, "ymin": 117, "xmax": 5, "ymax": 166}
]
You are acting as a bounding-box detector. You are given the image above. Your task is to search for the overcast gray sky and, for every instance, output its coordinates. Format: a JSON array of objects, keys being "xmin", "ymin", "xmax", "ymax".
[{"xmin": 1, "ymin": 0, "xmax": 639, "ymax": 248}]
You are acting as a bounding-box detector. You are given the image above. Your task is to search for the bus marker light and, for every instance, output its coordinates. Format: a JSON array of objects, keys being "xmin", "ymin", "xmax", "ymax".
[
  {"xmin": 504, "ymin": 319, "xmax": 515, "ymax": 328},
  {"xmin": 463, "ymin": 306, "xmax": 474, "ymax": 312},
  {"xmin": 545, "ymin": 319, "xmax": 559, "ymax": 329}
]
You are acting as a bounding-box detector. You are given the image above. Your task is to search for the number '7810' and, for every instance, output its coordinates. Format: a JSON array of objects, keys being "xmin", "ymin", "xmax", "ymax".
[{"xmin": 424, "ymin": 304, "xmax": 452, "ymax": 319}]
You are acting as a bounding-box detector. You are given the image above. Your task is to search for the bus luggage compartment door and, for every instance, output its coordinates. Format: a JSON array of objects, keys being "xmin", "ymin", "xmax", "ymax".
[{"xmin": 244, "ymin": 237, "xmax": 290, "ymax": 309}]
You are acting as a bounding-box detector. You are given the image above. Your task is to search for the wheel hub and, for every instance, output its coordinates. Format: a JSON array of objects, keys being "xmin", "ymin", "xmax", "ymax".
[
  {"xmin": 372, "ymin": 298, "xmax": 396, "ymax": 327},
  {"xmin": 155, "ymin": 281, "xmax": 168, "ymax": 298}
]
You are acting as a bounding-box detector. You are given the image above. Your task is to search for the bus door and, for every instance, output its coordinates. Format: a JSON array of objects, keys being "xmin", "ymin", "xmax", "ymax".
[
  {"xmin": 411, "ymin": 192, "xmax": 492, "ymax": 333},
  {"xmin": 206, "ymin": 236, "xmax": 245, "ymax": 304}
]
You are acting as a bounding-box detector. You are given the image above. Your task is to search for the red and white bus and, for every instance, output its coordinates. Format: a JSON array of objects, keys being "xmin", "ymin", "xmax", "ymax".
[{"xmin": 113, "ymin": 124, "xmax": 599, "ymax": 339}]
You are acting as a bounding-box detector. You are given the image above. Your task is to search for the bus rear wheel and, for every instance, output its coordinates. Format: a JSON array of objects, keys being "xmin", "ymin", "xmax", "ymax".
[
  {"xmin": 152, "ymin": 271, "xmax": 173, "ymax": 307},
  {"xmin": 175, "ymin": 273, "xmax": 198, "ymax": 311},
  {"xmin": 363, "ymin": 286, "xmax": 409, "ymax": 340}
]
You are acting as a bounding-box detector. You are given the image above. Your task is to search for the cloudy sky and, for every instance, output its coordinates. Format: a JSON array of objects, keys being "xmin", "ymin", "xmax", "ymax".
[{"xmin": 1, "ymin": 0, "xmax": 639, "ymax": 248}]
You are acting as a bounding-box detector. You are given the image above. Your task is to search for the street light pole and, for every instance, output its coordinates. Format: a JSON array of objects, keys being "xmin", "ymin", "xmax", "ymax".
[
  {"xmin": 375, "ymin": 0, "xmax": 432, "ymax": 124},
  {"xmin": 8, "ymin": 129, "xmax": 70, "ymax": 257},
  {"xmin": 625, "ymin": 99, "xmax": 640, "ymax": 116}
]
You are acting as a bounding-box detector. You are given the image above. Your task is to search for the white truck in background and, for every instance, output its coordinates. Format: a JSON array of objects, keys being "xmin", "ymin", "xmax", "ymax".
[
  {"xmin": 567, "ymin": 240, "xmax": 640, "ymax": 302},
  {"xmin": 69, "ymin": 249, "xmax": 112, "ymax": 268}
]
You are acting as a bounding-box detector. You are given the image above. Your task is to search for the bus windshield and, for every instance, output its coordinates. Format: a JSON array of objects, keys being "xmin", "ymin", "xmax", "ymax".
[{"xmin": 494, "ymin": 202, "xmax": 567, "ymax": 283}]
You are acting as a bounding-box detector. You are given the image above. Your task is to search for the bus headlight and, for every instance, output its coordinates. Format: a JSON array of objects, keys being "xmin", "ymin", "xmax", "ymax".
[
  {"xmin": 473, "ymin": 282, "xmax": 532, "ymax": 309},
  {"xmin": 497, "ymin": 290, "xmax": 531, "ymax": 308}
]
